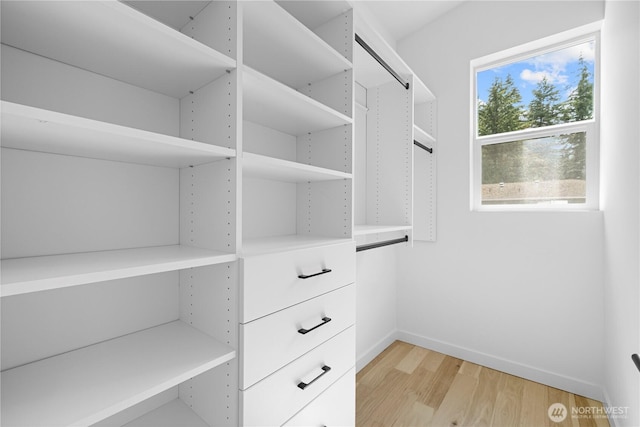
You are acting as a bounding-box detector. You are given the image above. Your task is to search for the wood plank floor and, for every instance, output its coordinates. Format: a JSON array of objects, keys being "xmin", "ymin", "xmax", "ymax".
[{"xmin": 357, "ymin": 341, "xmax": 610, "ymax": 427}]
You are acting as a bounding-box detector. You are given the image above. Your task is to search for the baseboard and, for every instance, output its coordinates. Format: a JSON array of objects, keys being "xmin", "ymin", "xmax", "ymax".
[
  {"xmin": 356, "ymin": 330, "xmax": 399, "ymax": 372},
  {"xmin": 396, "ymin": 330, "xmax": 604, "ymax": 401},
  {"xmin": 601, "ymin": 388, "xmax": 620, "ymax": 427}
]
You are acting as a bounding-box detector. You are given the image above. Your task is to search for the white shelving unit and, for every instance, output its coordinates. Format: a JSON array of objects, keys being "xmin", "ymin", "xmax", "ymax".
[
  {"xmin": 1, "ymin": 1, "xmax": 239, "ymax": 426},
  {"xmin": 242, "ymin": 2, "xmax": 354, "ymax": 255},
  {"xmin": 354, "ymin": 32, "xmax": 413, "ymax": 246},
  {"xmin": 353, "ymin": 15, "xmax": 437, "ymax": 248},
  {"xmin": 239, "ymin": 2, "xmax": 356, "ymax": 425},
  {"xmin": 1, "ymin": 1, "xmax": 361, "ymax": 424}
]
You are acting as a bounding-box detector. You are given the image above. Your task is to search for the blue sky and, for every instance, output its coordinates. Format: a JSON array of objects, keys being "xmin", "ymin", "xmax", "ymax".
[{"xmin": 477, "ymin": 40, "xmax": 595, "ymax": 107}]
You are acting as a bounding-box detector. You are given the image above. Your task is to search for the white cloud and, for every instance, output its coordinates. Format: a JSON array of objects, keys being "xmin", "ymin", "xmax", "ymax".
[
  {"xmin": 520, "ymin": 68, "xmax": 568, "ymax": 85},
  {"xmin": 527, "ymin": 41, "xmax": 595, "ymax": 69},
  {"xmin": 519, "ymin": 40, "xmax": 594, "ymax": 87}
]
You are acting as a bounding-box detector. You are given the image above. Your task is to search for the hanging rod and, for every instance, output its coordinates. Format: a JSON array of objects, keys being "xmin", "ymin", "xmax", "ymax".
[
  {"xmin": 356, "ymin": 235, "xmax": 409, "ymax": 252},
  {"xmin": 414, "ymin": 140, "xmax": 433, "ymax": 154},
  {"xmin": 355, "ymin": 33, "xmax": 410, "ymax": 90}
]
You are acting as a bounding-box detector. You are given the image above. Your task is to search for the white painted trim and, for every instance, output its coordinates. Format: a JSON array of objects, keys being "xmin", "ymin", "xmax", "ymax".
[
  {"xmin": 356, "ymin": 330, "xmax": 398, "ymax": 373},
  {"xmin": 395, "ymin": 330, "xmax": 604, "ymax": 401},
  {"xmin": 601, "ymin": 388, "xmax": 619, "ymax": 427}
]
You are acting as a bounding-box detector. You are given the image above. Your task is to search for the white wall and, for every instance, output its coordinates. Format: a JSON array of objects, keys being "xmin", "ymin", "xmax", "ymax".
[
  {"xmin": 600, "ymin": 1, "xmax": 640, "ymax": 425},
  {"xmin": 396, "ymin": 1, "xmax": 606, "ymax": 399}
]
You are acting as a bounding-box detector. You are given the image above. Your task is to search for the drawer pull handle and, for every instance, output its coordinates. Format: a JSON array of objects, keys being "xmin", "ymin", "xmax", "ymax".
[
  {"xmin": 298, "ymin": 268, "xmax": 332, "ymax": 279},
  {"xmin": 297, "ymin": 365, "xmax": 331, "ymax": 390},
  {"xmin": 298, "ymin": 317, "xmax": 332, "ymax": 335}
]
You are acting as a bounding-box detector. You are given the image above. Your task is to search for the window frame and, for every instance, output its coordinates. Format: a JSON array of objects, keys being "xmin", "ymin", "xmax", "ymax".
[{"xmin": 470, "ymin": 29, "xmax": 601, "ymax": 212}]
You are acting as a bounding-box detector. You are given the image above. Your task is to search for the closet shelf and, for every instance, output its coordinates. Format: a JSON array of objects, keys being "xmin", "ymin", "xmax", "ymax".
[
  {"xmin": 243, "ymin": 1, "xmax": 352, "ymax": 89},
  {"xmin": 276, "ymin": 1, "xmax": 352, "ymax": 35},
  {"xmin": 243, "ymin": 67, "xmax": 352, "ymax": 136},
  {"xmin": 354, "ymin": 225, "xmax": 412, "ymax": 236},
  {"xmin": 414, "ymin": 76, "xmax": 436, "ymax": 104},
  {"xmin": 243, "ymin": 152, "xmax": 351, "ymax": 183},
  {"xmin": 0, "ymin": 321, "xmax": 235, "ymax": 427},
  {"xmin": 414, "ymin": 125, "xmax": 436, "ymax": 145},
  {"xmin": 243, "ymin": 235, "xmax": 352, "ymax": 256},
  {"xmin": 124, "ymin": 399, "xmax": 208, "ymax": 427},
  {"xmin": 0, "ymin": 1, "xmax": 236, "ymax": 99},
  {"xmin": 0, "ymin": 102, "xmax": 235, "ymax": 168},
  {"xmin": 1, "ymin": 245, "xmax": 237, "ymax": 297}
]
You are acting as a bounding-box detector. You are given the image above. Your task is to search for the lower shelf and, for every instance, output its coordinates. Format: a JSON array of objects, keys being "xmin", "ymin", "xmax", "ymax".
[
  {"xmin": 1, "ymin": 321, "xmax": 235, "ymax": 427},
  {"xmin": 124, "ymin": 399, "xmax": 208, "ymax": 427},
  {"xmin": 354, "ymin": 224, "xmax": 412, "ymax": 236}
]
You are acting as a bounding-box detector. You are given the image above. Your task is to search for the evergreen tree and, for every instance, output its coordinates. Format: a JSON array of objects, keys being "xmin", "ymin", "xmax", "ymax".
[
  {"xmin": 563, "ymin": 56, "xmax": 593, "ymax": 122},
  {"xmin": 478, "ymin": 74, "xmax": 525, "ymax": 136},
  {"xmin": 560, "ymin": 56, "xmax": 592, "ymax": 180},
  {"xmin": 527, "ymin": 77, "xmax": 561, "ymax": 127}
]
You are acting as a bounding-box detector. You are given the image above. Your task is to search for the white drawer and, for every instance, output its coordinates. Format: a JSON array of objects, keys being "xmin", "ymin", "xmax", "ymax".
[
  {"xmin": 240, "ymin": 284, "xmax": 354, "ymax": 389},
  {"xmin": 283, "ymin": 368, "xmax": 355, "ymax": 427},
  {"xmin": 240, "ymin": 326, "xmax": 355, "ymax": 427},
  {"xmin": 240, "ymin": 242, "xmax": 355, "ymax": 323}
]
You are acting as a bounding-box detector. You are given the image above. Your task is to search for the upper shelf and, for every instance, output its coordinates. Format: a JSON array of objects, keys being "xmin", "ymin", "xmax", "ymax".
[
  {"xmin": 0, "ymin": 321, "xmax": 235, "ymax": 427},
  {"xmin": 354, "ymin": 40, "xmax": 405, "ymax": 90},
  {"xmin": 243, "ymin": 67, "xmax": 352, "ymax": 136},
  {"xmin": 0, "ymin": 1, "xmax": 236, "ymax": 99},
  {"xmin": 276, "ymin": 1, "xmax": 351, "ymax": 31},
  {"xmin": 1, "ymin": 102, "xmax": 235, "ymax": 168},
  {"xmin": 414, "ymin": 76, "xmax": 436, "ymax": 104},
  {"xmin": 243, "ymin": 152, "xmax": 351, "ymax": 183},
  {"xmin": 1, "ymin": 245, "xmax": 236, "ymax": 298},
  {"xmin": 354, "ymin": 18, "xmax": 435, "ymax": 103},
  {"xmin": 243, "ymin": 1, "xmax": 352, "ymax": 89}
]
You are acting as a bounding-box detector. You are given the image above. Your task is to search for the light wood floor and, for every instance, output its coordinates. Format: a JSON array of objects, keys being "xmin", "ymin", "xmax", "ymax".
[{"xmin": 357, "ymin": 341, "xmax": 610, "ymax": 427}]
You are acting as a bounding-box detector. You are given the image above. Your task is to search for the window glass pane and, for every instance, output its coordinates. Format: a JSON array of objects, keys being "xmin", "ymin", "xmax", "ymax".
[
  {"xmin": 481, "ymin": 132, "xmax": 586, "ymax": 205},
  {"xmin": 477, "ymin": 41, "xmax": 594, "ymax": 136}
]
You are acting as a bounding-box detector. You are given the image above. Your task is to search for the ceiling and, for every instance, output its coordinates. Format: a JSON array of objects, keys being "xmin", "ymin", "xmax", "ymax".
[{"xmin": 362, "ymin": 0, "xmax": 465, "ymax": 42}]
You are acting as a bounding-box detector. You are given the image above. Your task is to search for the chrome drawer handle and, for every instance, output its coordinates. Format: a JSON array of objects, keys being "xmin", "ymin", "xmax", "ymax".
[
  {"xmin": 298, "ymin": 268, "xmax": 332, "ymax": 279},
  {"xmin": 297, "ymin": 365, "xmax": 331, "ymax": 390},
  {"xmin": 298, "ymin": 317, "xmax": 331, "ymax": 335}
]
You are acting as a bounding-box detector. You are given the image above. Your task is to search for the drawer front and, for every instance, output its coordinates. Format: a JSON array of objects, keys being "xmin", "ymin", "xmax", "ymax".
[
  {"xmin": 240, "ymin": 326, "xmax": 355, "ymax": 427},
  {"xmin": 240, "ymin": 284, "xmax": 354, "ymax": 389},
  {"xmin": 241, "ymin": 242, "xmax": 355, "ymax": 323},
  {"xmin": 283, "ymin": 368, "xmax": 355, "ymax": 427}
]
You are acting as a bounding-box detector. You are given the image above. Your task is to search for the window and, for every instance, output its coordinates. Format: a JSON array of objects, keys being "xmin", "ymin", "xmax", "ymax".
[{"xmin": 471, "ymin": 34, "xmax": 599, "ymax": 210}]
